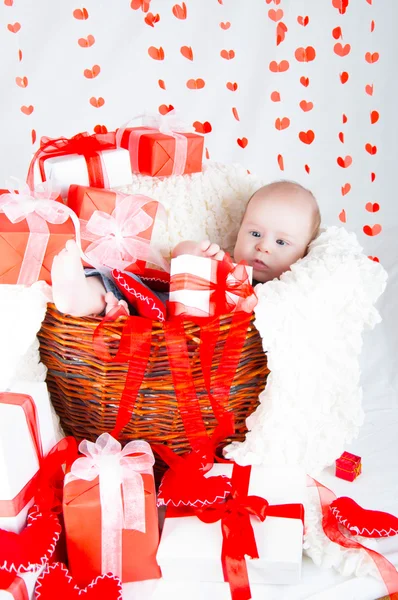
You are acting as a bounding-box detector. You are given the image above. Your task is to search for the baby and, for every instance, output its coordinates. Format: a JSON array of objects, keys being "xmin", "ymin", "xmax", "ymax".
[{"xmin": 51, "ymin": 180, "xmax": 320, "ymax": 316}]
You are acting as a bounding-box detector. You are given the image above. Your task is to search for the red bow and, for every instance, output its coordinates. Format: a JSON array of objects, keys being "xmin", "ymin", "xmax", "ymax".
[{"xmin": 27, "ymin": 131, "xmax": 116, "ymax": 190}]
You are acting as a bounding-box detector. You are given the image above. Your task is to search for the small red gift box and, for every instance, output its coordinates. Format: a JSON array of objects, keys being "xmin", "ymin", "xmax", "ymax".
[
  {"xmin": 67, "ymin": 185, "xmax": 166, "ymax": 273},
  {"xmin": 335, "ymin": 451, "xmax": 362, "ymax": 482},
  {"xmin": 118, "ymin": 127, "xmax": 204, "ymax": 177},
  {"xmin": 0, "ymin": 189, "xmax": 75, "ymax": 285}
]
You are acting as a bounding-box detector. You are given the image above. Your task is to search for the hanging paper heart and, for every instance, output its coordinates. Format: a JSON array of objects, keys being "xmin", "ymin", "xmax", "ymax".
[
  {"xmin": 0, "ymin": 509, "xmax": 61, "ymax": 572},
  {"xmin": 330, "ymin": 496, "xmax": 398, "ymax": 538},
  {"xmin": 35, "ymin": 563, "xmax": 122, "ymax": 600}
]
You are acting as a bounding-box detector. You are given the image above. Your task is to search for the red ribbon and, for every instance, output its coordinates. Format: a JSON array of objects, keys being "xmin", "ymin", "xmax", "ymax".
[
  {"xmin": 308, "ymin": 476, "xmax": 398, "ymax": 598},
  {"xmin": 92, "ymin": 307, "xmax": 153, "ymax": 438},
  {"xmin": 170, "ymin": 464, "xmax": 305, "ymax": 600},
  {"xmin": 168, "ymin": 254, "xmax": 256, "ymax": 319},
  {"xmin": 0, "ymin": 571, "xmax": 29, "ymax": 600},
  {"xmin": 0, "ymin": 393, "xmax": 43, "ymax": 518},
  {"xmin": 26, "ymin": 131, "xmax": 116, "ymax": 190}
]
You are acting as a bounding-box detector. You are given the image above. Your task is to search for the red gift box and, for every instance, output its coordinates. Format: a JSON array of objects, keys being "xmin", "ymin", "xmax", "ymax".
[
  {"xmin": 63, "ymin": 434, "xmax": 161, "ymax": 588},
  {"xmin": 118, "ymin": 126, "xmax": 204, "ymax": 177},
  {"xmin": 335, "ymin": 451, "xmax": 362, "ymax": 482},
  {"xmin": 67, "ymin": 185, "xmax": 166, "ymax": 273},
  {"xmin": 0, "ymin": 189, "xmax": 75, "ymax": 285}
]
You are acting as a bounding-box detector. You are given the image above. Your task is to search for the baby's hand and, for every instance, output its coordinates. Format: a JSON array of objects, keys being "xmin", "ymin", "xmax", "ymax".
[{"xmin": 197, "ymin": 240, "xmax": 225, "ymax": 261}]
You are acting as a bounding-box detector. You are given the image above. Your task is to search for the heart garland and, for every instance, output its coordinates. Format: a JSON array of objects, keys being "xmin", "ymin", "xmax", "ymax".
[
  {"xmin": 330, "ymin": 496, "xmax": 398, "ymax": 538},
  {"xmin": 0, "ymin": 508, "xmax": 61, "ymax": 572},
  {"xmin": 35, "ymin": 563, "xmax": 122, "ymax": 600}
]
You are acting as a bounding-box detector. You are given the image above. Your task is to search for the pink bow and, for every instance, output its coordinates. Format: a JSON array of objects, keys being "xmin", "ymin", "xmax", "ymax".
[{"xmin": 81, "ymin": 193, "xmax": 169, "ymax": 272}]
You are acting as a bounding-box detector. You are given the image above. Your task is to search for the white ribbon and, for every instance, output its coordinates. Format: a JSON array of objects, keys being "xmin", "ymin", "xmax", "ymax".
[{"xmin": 71, "ymin": 433, "xmax": 155, "ymax": 579}]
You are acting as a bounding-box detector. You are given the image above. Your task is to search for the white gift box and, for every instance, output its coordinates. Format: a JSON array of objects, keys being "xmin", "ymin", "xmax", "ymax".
[
  {"xmin": 157, "ymin": 465, "xmax": 306, "ymax": 586},
  {"xmin": 169, "ymin": 254, "xmax": 253, "ymax": 317},
  {"xmin": 0, "ymin": 568, "xmax": 43, "ymax": 600},
  {"xmin": 34, "ymin": 147, "xmax": 133, "ymax": 198},
  {"xmin": 0, "ymin": 382, "xmax": 58, "ymax": 533}
]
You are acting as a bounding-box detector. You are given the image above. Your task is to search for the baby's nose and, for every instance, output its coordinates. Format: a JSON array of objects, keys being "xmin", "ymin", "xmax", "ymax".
[{"xmin": 256, "ymin": 239, "xmax": 270, "ymax": 253}]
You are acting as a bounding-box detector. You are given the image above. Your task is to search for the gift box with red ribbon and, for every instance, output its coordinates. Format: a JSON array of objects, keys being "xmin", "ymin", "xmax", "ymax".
[
  {"xmin": 168, "ymin": 254, "xmax": 256, "ymax": 318},
  {"xmin": 0, "ymin": 383, "xmax": 59, "ymax": 534},
  {"xmin": 157, "ymin": 464, "xmax": 306, "ymax": 597},
  {"xmin": 27, "ymin": 131, "xmax": 132, "ymax": 199},
  {"xmin": 335, "ymin": 451, "xmax": 362, "ymax": 482},
  {"xmin": 67, "ymin": 185, "xmax": 168, "ymax": 273},
  {"xmin": 63, "ymin": 433, "xmax": 161, "ymax": 588},
  {"xmin": 0, "ymin": 186, "xmax": 76, "ymax": 285}
]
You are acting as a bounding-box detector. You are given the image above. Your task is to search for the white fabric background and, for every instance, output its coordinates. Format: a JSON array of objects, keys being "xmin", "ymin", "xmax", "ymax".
[{"xmin": 0, "ymin": 1, "xmax": 397, "ymax": 598}]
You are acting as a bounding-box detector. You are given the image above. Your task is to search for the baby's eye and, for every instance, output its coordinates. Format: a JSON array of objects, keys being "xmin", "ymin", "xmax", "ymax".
[
  {"xmin": 276, "ymin": 239, "xmax": 288, "ymax": 246},
  {"xmin": 250, "ymin": 231, "xmax": 261, "ymax": 238}
]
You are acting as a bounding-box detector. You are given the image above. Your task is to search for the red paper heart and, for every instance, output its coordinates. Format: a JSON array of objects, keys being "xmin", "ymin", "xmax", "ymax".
[
  {"xmin": 330, "ymin": 497, "xmax": 398, "ymax": 538},
  {"xmin": 232, "ymin": 107, "xmax": 239, "ymax": 121},
  {"xmin": 268, "ymin": 8, "xmax": 283, "ymax": 21},
  {"xmin": 337, "ymin": 155, "xmax": 352, "ymax": 168},
  {"xmin": 370, "ymin": 110, "xmax": 379, "ymax": 124},
  {"xmin": 299, "ymin": 100, "xmax": 313, "ymax": 112},
  {"xmin": 148, "ymin": 46, "xmax": 164, "ymax": 60},
  {"xmin": 20, "ymin": 105, "xmax": 34, "ymax": 115},
  {"xmin": 237, "ymin": 137, "xmax": 248, "ymax": 149},
  {"xmin": 297, "ymin": 15, "xmax": 309, "ymax": 26},
  {"xmin": 159, "ymin": 104, "xmax": 174, "ymax": 115},
  {"xmin": 363, "ymin": 224, "xmax": 381, "ymax": 236},
  {"xmin": 193, "ymin": 120, "xmax": 212, "ymax": 134},
  {"xmin": 300, "ymin": 76, "xmax": 309, "ymax": 87},
  {"xmin": 339, "ymin": 209, "xmax": 346, "ymax": 223},
  {"xmin": 332, "ymin": 26, "xmax": 342, "ymax": 39},
  {"xmin": 332, "ymin": 0, "xmax": 349, "ymax": 14},
  {"xmin": 295, "ymin": 46, "xmax": 316, "ymax": 62},
  {"xmin": 270, "ymin": 91, "xmax": 281, "ymax": 102},
  {"xmin": 275, "ymin": 117, "xmax": 290, "ymax": 131},
  {"xmin": 341, "ymin": 183, "xmax": 351, "ymax": 196},
  {"xmin": 144, "ymin": 12, "xmax": 159, "ymax": 27},
  {"xmin": 365, "ymin": 51, "xmax": 379, "ymax": 64},
  {"xmin": 220, "ymin": 49, "xmax": 235, "ymax": 60},
  {"xmin": 78, "ymin": 35, "xmax": 95, "ymax": 48},
  {"xmin": 172, "ymin": 2, "xmax": 187, "ymax": 19},
  {"xmin": 0, "ymin": 509, "xmax": 60, "ymax": 572},
  {"xmin": 340, "ymin": 71, "xmax": 349, "ymax": 84},
  {"xmin": 365, "ymin": 202, "xmax": 379, "ymax": 212},
  {"xmin": 73, "ymin": 8, "xmax": 88, "ymax": 20},
  {"xmin": 365, "ymin": 143, "xmax": 377, "ymax": 155},
  {"xmin": 277, "ymin": 154, "xmax": 284, "ymax": 171},
  {"xmin": 89, "ymin": 97, "xmax": 105, "ymax": 108},
  {"xmin": 269, "ymin": 60, "xmax": 289, "ymax": 73},
  {"xmin": 299, "ymin": 130, "xmax": 315, "ymax": 144},
  {"xmin": 84, "ymin": 65, "xmax": 101, "ymax": 79},
  {"xmin": 220, "ymin": 21, "xmax": 230, "ymax": 30},
  {"xmin": 186, "ymin": 78, "xmax": 205, "ymax": 90},
  {"xmin": 226, "ymin": 81, "xmax": 238, "ymax": 91},
  {"xmin": 180, "ymin": 45, "xmax": 193, "ymax": 60},
  {"xmin": 334, "ymin": 42, "xmax": 351, "ymax": 57},
  {"xmin": 304, "ymin": 164, "xmax": 310, "ymax": 174},
  {"xmin": 35, "ymin": 563, "xmax": 122, "ymax": 600}
]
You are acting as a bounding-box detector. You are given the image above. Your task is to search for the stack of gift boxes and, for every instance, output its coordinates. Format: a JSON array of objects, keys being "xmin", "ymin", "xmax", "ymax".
[{"xmin": 0, "ymin": 114, "xmax": 309, "ymax": 600}]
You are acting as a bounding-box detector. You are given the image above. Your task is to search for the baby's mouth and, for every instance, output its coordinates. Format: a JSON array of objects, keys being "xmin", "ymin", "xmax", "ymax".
[{"xmin": 252, "ymin": 258, "xmax": 269, "ymax": 271}]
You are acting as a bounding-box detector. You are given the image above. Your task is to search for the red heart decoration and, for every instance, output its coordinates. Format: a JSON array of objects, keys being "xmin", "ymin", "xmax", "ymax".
[
  {"xmin": 368, "ymin": 256, "xmax": 379, "ymax": 262},
  {"xmin": 148, "ymin": 46, "xmax": 164, "ymax": 60},
  {"xmin": 338, "ymin": 131, "xmax": 344, "ymax": 143},
  {"xmin": 180, "ymin": 45, "xmax": 193, "ymax": 60},
  {"xmin": 297, "ymin": 15, "xmax": 309, "ymax": 26},
  {"xmin": 237, "ymin": 137, "xmax": 248, "ymax": 149},
  {"xmin": 186, "ymin": 78, "xmax": 205, "ymax": 90},
  {"xmin": 365, "ymin": 84, "xmax": 374, "ymax": 96},
  {"xmin": 270, "ymin": 91, "xmax": 281, "ymax": 102},
  {"xmin": 20, "ymin": 105, "xmax": 34, "ymax": 115},
  {"xmin": 77, "ymin": 35, "xmax": 95, "ymax": 48},
  {"xmin": 277, "ymin": 154, "xmax": 284, "ymax": 171},
  {"xmin": 365, "ymin": 202, "xmax": 380, "ymax": 213},
  {"xmin": 232, "ymin": 107, "xmax": 239, "ymax": 121},
  {"xmin": 334, "ymin": 42, "xmax": 351, "ymax": 57},
  {"xmin": 304, "ymin": 164, "xmax": 310, "ymax": 174},
  {"xmin": 370, "ymin": 110, "xmax": 379, "ymax": 124},
  {"xmin": 268, "ymin": 8, "xmax": 283, "ymax": 21},
  {"xmin": 342, "ymin": 113, "xmax": 348, "ymax": 123},
  {"xmin": 0, "ymin": 509, "xmax": 60, "ymax": 572},
  {"xmin": 275, "ymin": 117, "xmax": 290, "ymax": 131},
  {"xmin": 269, "ymin": 60, "xmax": 289, "ymax": 73},
  {"xmin": 35, "ymin": 563, "xmax": 122, "ymax": 600},
  {"xmin": 365, "ymin": 51, "xmax": 379, "ymax": 64},
  {"xmin": 332, "ymin": 26, "xmax": 342, "ymax": 39},
  {"xmin": 144, "ymin": 12, "xmax": 160, "ymax": 27},
  {"xmin": 159, "ymin": 104, "xmax": 174, "ymax": 115},
  {"xmin": 84, "ymin": 65, "xmax": 101, "ymax": 79},
  {"xmin": 220, "ymin": 49, "xmax": 235, "ymax": 60},
  {"xmin": 294, "ymin": 46, "xmax": 316, "ymax": 62},
  {"xmin": 341, "ymin": 183, "xmax": 351, "ymax": 196},
  {"xmin": 363, "ymin": 224, "xmax": 382, "ymax": 236},
  {"xmin": 226, "ymin": 81, "xmax": 238, "ymax": 91},
  {"xmin": 7, "ymin": 22, "xmax": 21, "ymax": 33},
  {"xmin": 89, "ymin": 97, "xmax": 105, "ymax": 108},
  {"xmin": 300, "ymin": 76, "xmax": 309, "ymax": 87},
  {"xmin": 172, "ymin": 2, "xmax": 187, "ymax": 19},
  {"xmin": 298, "ymin": 130, "xmax": 315, "ymax": 144},
  {"xmin": 330, "ymin": 497, "xmax": 398, "ymax": 538},
  {"xmin": 365, "ymin": 143, "xmax": 377, "ymax": 155},
  {"xmin": 332, "ymin": 0, "xmax": 349, "ymax": 14},
  {"xmin": 339, "ymin": 209, "xmax": 346, "ymax": 223},
  {"xmin": 371, "ymin": 172, "xmax": 376, "ymax": 182},
  {"xmin": 94, "ymin": 124, "xmax": 108, "ymax": 134},
  {"xmin": 73, "ymin": 7, "xmax": 88, "ymax": 20},
  {"xmin": 337, "ymin": 155, "xmax": 352, "ymax": 168},
  {"xmin": 299, "ymin": 100, "xmax": 313, "ymax": 112},
  {"xmin": 193, "ymin": 121, "xmax": 212, "ymax": 134},
  {"xmin": 340, "ymin": 71, "xmax": 349, "ymax": 84}
]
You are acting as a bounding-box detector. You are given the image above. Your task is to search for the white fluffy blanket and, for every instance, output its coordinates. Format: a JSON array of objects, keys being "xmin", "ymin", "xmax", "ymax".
[{"xmin": 224, "ymin": 226, "xmax": 387, "ymax": 475}]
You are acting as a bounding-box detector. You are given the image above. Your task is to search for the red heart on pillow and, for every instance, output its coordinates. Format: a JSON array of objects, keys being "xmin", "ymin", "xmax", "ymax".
[
  {"xmin": 330, "ymin": 496, "xmax": 398, "ymax": 538},
  {"xmin": 0, "ymin": 509, "xmax": 61, "ymax": 572},
  {"xmin": 35, "ymin": 563, "xmax": 122, "ymax": 599},
  {"xmin": 111, "ymin": 269, "xmax": 167, "ymax": 322}
]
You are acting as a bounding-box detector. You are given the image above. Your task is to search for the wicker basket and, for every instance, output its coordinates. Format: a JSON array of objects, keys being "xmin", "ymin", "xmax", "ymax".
[{"xmin": 38, "ymin": 305, "xmax": 269, "ymax": 478}]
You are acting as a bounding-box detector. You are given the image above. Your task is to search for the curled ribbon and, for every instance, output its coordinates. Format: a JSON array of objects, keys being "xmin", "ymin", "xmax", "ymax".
[
  {"xmin": 168, "ymin": 254, "xmax": 257, "ymax": 318},
  {"xmin": 116, "ymin": 110, "xmax": 195, "ymax": 176},
  {"xmin": 70, "ymin": 433, "xmax": 154, "ymax": 579},
  {"xmin": 80, "ymin": 192, "xmax": 169, "ymax": 272},
  {"xmin": 26, "ymin": 131, "xmax": 116, "ymax": 190}
]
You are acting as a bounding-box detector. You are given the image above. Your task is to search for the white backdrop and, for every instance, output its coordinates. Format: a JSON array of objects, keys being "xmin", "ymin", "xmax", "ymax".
[{"xmin": 1, "ymin": 1, "xmax": 398, "ymax": 598}]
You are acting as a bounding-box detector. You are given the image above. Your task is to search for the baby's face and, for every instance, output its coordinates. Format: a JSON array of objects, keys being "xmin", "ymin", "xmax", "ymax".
[{"xmin": 234, "ymin": 189, "xmax": 315, "ymax": 283}]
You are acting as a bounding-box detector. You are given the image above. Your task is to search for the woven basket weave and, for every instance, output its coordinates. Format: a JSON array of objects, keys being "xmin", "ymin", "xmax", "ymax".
[{"xmin": 39, "ymin": 305, "xmax": 269, "ymax": 478}]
